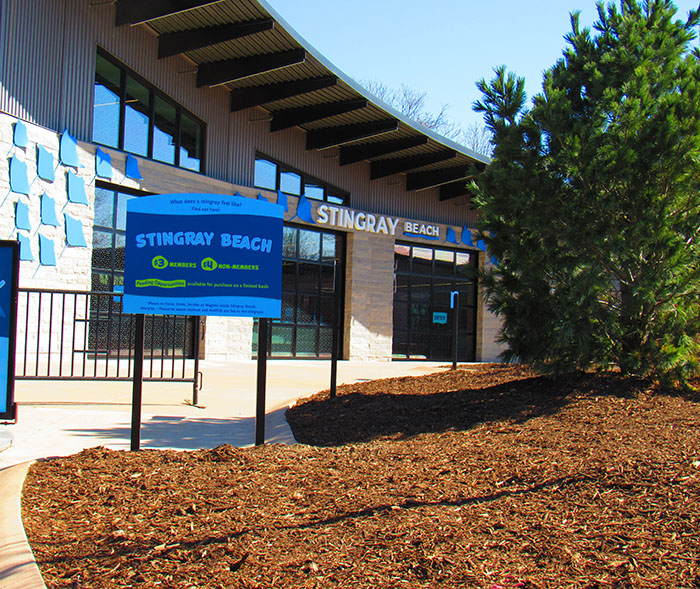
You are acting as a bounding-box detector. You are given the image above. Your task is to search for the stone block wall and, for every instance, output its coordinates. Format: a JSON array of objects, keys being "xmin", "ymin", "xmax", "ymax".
[
  {"xmin": 475, "ymin": 258, "xmax": 507, "ymax": 362},
  {"xmin": 343, "ymin": 231, "xmax": 395, "ymax": 361},
  {"xmin": 202, "ymin": 316, "xmax": 253, "ymax": 361},
  {"xmin": 0, "ymin": 113, "xmax": 94, "ymax": 290}
]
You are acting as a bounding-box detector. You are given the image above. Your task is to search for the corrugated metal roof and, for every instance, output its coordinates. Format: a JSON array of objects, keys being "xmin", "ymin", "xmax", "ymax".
[{"xmin": 132, "ymin": 0, "xmax": 489, "ymax": 188}]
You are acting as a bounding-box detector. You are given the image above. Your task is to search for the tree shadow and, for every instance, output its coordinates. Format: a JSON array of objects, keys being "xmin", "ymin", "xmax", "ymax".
[{"xmin": 286, "ymin": 371, "xmax": 653, "ymax": 446}]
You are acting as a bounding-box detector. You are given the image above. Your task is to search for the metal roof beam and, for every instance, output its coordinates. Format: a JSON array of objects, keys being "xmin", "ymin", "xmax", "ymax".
[
  {"xmin": 230, "ymin": 76, "xmax": 337, "ymax": 112},
  {"xmin": 197, "ymin": 49, "xmax": 306, "ymax": 87},
  {"xmin": 270, "ymin": 99, "xmax": 367, "ymax": 132},
  {"xmin": 306, "ymin": 120, "xmax": 398, "ymax": 150},
  {"xmin": 370, "ymin": 150, "xmax": 457, "ymax": 180},
  {"xmin": 406, "ymin": 166, "xmax": 472, "ymax": 191},
  {"xmin": 439, "ymin": 181, "xmax": 471, "ymax": 201},
  {"xmin": 158, "ymin": 18, "xmax": 274, "ymax": 59},
  {"xmin": 116, "ymin": 0, "xmax": 220, "ymax": 26},
  {"xmin": 339, "ymin": 136, "xmax": 427, "ymax": 166}
]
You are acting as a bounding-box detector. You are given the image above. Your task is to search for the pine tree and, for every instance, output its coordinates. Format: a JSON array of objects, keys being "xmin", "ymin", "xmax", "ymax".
[{"xmin": 473, "ymin": 0, "xmax": 700, "ymax": 382}]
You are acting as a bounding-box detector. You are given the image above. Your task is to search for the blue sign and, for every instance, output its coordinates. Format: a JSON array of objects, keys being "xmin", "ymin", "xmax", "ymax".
[
  {"xmin": 0, "ymin": 241, "xmax": 19, "ymax": 420},
  {"xmin": 123, "ymin": 194, "xmax": 283, "ymax": 317},
  {"xmin": 432, "ymin": 311, "xmax": 448, "ymax": 325}
]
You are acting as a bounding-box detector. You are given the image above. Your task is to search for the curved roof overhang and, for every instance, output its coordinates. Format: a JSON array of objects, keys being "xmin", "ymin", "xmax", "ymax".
[{"xmin": 114, "ymin": 0, "xmax": 489, "ymax": 201}]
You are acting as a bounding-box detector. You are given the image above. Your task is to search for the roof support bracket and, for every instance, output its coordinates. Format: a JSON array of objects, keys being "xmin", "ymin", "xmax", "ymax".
[
  {"xmin": 270, "ymin": 99, "xmax": 367, "ymax": 132},
  {"xmin": 116, "ymin": 0, "xmax": 220, "ymax": 26},
  {"xmin": 406, "ymin": 166, "xmax": 472, "ymax": 191},
  {"xmin": 197, "ymin": 49, "xmax": 306, "ymax": 87},
  {"xmin": 158, "ymin": 18, "xmax": 274, "ymax": 59},
  {"xmin": 230, "ymin": 76, "xmax": 337, "ymax": 111},
  {"xmin": 370, "ymin": 150, "xmax": 457, "ymax": 180},
  {"xmin": 439, "ymin": 181, "xmax": 472, "ymax": 201},
  {"xmin": 306, "ymin": 120, "xmax": 398, "ymax": 150},
  {"xmin": 339, "ymin": 136, "xmax": 427, "ymax": 166}
]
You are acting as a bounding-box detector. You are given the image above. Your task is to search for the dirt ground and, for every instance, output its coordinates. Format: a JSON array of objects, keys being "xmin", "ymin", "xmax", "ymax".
[{"xmin": 22, "ymin": 364, "xmax": 700, "ymax": 588}]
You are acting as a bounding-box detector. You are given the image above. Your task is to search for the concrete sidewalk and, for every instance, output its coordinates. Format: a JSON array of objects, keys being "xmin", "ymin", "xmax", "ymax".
[{"xmin": 0, "ymin": 360, "xmax": 449, "ymax": 467}]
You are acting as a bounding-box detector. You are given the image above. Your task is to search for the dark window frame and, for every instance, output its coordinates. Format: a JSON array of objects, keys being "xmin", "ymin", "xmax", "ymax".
[
  {"xmin": 93, "ymin": 47, "xmax": 206, "ymax": 173},
  {"xmin": 253, "ymin": 223, "xmax": 346, "ymax": 359},
  {"xmin": 253, "ymin": 154, "xmax": 349, "ymax": 205},
  {"xmin": 92, "ymin": 181, "xmax": 153, "ymax": 292},
  {"xmin": 393, "ymin": 242, "xmax": 479, "ymax": 361}
]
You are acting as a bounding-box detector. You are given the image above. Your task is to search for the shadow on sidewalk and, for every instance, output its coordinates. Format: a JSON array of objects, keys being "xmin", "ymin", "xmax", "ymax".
[{"xmin": 65, "ymin": 406, "xmax": 294, "ymax": 449}]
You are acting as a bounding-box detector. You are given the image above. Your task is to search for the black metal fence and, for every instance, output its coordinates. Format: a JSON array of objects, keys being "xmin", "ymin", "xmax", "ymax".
[{"xmin": 15, "ymin": 288, "xmax": 201, "ymax": 396}]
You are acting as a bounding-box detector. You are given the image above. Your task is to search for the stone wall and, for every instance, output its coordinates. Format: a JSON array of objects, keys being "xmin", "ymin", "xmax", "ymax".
[
  {"xmin": 0, "ymin": 113, "xmax": 93, "ymax": 290},
  {"xmin": 343, "ymin": 231, "xmax": 395, "ymax": 361},
  {"xmin": 202, "ymin": 316, "xmax": 253, "ymax": 361},
  {"xmin": 475, "ymin": 258, "xmax": 507, "ymax": 362}
]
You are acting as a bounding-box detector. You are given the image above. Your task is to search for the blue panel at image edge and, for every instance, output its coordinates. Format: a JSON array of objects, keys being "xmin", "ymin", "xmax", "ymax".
[
  {"xmin": 9, "ymin": 156, "xmax": 31, "ymax": 195},
  {"xmin": 67, "ymin": 171, "xmax": 88, "ymax": 204},
  {"xmin": 0, "ymin": 338, "xmax": 8, "ymax": 413},
  {"xmin": 13, "ymin": 121, "xmax": 28, "ymax": 148},
  {"xmin": 39, "ymin": 234, "xmax": 57, "ymax": 266},
  {"xmin": 65, "ymin": 214, "xmax": 87, "ymax": 247},
  {"xmin": 95, "ymin": 147, "xmax": 113, "ymax": 179},
  {"xmin": 125, "ymin": 154, "xmax": 142, "ymax": 179},
  {"xmin": 59, "ymin": 130, "xmax": 82, "ymax": 167},
  {"xmin": 15, "ymin": 200, "xmax": 31, "ymax": 231},
  {"xmin": 41, "ymin": 193, "xmax": 60, "ymax": 226},
  {"xmin": 37, "ymin": 146, "xmax": 55, "ymax": 182},
  {"xmin": 17, "ymin": 233, "xmax": 34, "ymax": 261}
]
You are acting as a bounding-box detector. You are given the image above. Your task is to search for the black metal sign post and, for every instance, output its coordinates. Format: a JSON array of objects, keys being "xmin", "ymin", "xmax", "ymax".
[
  {"xmin": 0, "ymin": 240, "xmax": 19, "ymax": 422},
  {"xmin": 451, "ymin": 291, "xmax": 459, "ymax": 371},
  {"xmin": 330, "ymin": 260, "xmax": 342, "ymax": 398},
  {"xmin": 330, "ymin": 321, "xmax": 339, "ymax": 398},
  {"xmin": 255, "ymin": 318, "xmax": 270, "ymax": 446},
  {"xmin": 130, "ymin": 313, "xmax": 146, "ymax": 451}
]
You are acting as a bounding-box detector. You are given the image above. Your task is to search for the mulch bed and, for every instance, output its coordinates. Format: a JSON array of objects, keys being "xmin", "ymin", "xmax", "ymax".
[{"xmin": 21, "ymin": 364, "xmax": 700, "ymax": 588}]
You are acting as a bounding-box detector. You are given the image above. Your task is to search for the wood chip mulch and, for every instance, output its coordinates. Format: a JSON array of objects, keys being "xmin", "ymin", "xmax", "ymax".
[{"xmin": 21, "ymin": 364, "xmax": 700, "ymax": 588}]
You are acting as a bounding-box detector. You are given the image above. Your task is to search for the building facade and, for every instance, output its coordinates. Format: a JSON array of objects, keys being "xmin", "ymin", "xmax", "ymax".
[{"xmin": 0, "ymin": 0, "xmax": 505, "ymax": 363}]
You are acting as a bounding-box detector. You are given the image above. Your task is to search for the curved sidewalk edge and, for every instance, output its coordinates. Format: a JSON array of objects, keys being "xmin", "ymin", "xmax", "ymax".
[{"xmin": 0, "ymin": 461, "xmax": 47, "ymax": 589}]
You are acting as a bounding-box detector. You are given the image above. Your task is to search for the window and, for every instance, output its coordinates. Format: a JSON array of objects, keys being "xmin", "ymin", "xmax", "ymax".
[
  {"xmin": 91, "ymin": 183, "xmax": 150, "ymax": 293},
  {"xmin": 90, "ymin": 182, "xmax": 197, "ymax": 359},
  {"xmin": 253, "ymin": 155, "xmax": 348, "ymax": 205},
  {"xmin": 93, "ymin": 48, "xmax": 206, "ymax": 172},
  {"xmin": 393, "ymin": 243, "xmax": 478, "ymax": 361},
  {"xmin": 253, "ymin": 226, "xmax": 345, "ymax": 359}
]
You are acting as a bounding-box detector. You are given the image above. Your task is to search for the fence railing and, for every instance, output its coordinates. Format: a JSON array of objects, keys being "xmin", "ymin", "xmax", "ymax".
[{"xmin": 15, "ymin": 288, "xmax": 201, "ymax": 396}]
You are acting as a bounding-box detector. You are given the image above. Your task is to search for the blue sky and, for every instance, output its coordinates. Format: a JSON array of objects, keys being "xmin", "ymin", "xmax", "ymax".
[{"xmin": 264, "ymin": 0, "xmax": 700, "ymax": 129}]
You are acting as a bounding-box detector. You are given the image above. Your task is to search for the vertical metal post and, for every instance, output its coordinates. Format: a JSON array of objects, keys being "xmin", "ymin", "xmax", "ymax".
[
  {"xmin": 130, "ymin": 313, "xmax": 145, "ymax": 451},
  {"xmin": 451, "ymin": 292, "xmax": 459, "ymax": 371},
  {"xmin": 255, "ymin": 318, "xmax": 269, "ymax": 446},
  {"xmin": 192, "ymin": 316, "xmax": 201, "ymax": 406},
  {"xmin": 330, "ymin": 260, "xmax": 341, "ymax": 398}
]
